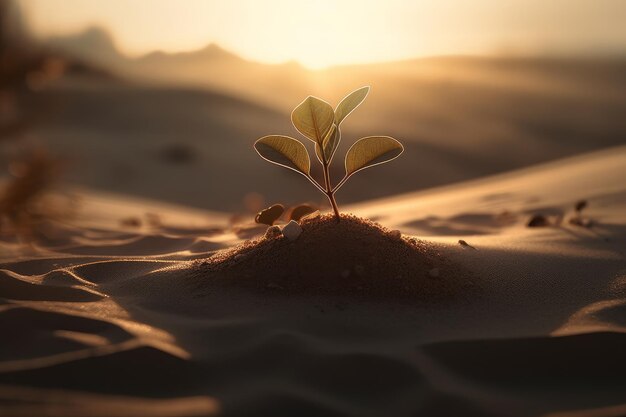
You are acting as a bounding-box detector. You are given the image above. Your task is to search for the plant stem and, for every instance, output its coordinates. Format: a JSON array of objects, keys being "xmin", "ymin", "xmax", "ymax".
[
  {"xmin": 322, "ymin": 161, "xmax": 341, "ymax": 222},
  {"xmin": 326, "ymin": 191, "xmax": 341, "ymax": 221}
]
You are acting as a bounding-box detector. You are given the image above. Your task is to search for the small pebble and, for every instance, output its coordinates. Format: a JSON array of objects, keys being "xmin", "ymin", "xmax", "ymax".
[
  {"xmin": 354, "ymin": 265, "xmax": 365, "ymax": 276},
  {"xmin": 264, "ymin": 225, "xmax": 282, "ymax": 239},
  {"xmin": 575, "ymin": 200, "xmax": 588, "ymax": 213},
  {"xmin": 458, "ymin": 239, "xmax": 477, "ymax": 250},
  {"xmin": 429, "ymin": 267, "xmax": 440, "ymax": 278},
  {"xmin": 281, "ymin": 220, "xmax": 302, "ymax": 241},
  {"xmin": 527, "ymin": 214, "xmax": 550, "ymax": 227},
  {"xmin": 255, "ymin": 204, "xmax": 285, "ymax": 226},
  {"xmin": 234, "ymin": 253, "xmax": 246, "ymax": 261},
  {"xmin": 289, "ymin": 204, "xmax": 317, "ymax": 222},
  {"xmin": 120, "ymin": 217, "xmax": 142, "ymax": 228},
  {"xmin": 389, "ymin": 230, "xmax": 402, "ymax": 239},
  {"xmin": 341, "ymin": 269, "xmax": 351, "ymax": 278}
]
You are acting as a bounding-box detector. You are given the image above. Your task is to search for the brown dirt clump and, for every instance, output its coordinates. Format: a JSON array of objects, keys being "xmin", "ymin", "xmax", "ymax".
[{"xmin": 193, "ymin": 214, "xmax": 475, "ymax": 302}]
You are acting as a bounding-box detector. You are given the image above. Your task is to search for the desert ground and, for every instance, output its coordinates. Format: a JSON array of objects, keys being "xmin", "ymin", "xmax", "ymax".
[
  {"xmin": 2, "ymin": 11, "xmax": 626, "ymax": 415},
  {"xmin": 1, "ymin": 142, "xmax": 625, "ymax": 416}
]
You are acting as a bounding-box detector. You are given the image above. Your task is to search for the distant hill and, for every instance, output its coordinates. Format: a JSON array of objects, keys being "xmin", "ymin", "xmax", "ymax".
[
  {"xmin": 43, "ymin": 26, "xmax": 311, "ymax": 107},
  {"xmin": 47, "ymin": 26, "xmax": 124, "ymax": 67},
  {"xmin": 44, "ymin": 27, "xmax": 626, "ymax": 115},
  {"xmin": 137, "ymin": 43, "xmax": 240, "ymax": 65}
]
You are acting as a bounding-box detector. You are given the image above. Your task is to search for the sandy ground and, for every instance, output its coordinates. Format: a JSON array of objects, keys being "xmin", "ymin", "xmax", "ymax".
[{"xmin": 1, "ymin": 145, "xmax": 624, "ymax": 416}]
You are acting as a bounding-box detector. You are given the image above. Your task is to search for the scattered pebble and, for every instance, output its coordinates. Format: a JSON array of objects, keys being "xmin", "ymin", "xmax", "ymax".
[
  {"xmin": 458, "ymin": 239, "xmax": 477, "ymax": 250},
  {"xmin": 289, "ymin": 204, "xmax": 317, "ymax": 222},
  {"xmin": 255, "ymin": 204, "xmax": 285, "ymax": 226},
  {"xmin": 527, "ymin": 214, "xmax": 550, "ymax": 227},
  {"xmin": 264, "ymin": 225, "xmax": 282, "ymax": 239},
  {"xmin": 570, "ymin": 200, "xmax": 592, "ymax": 228},
  {"xmin": 429, "ymin": 267, "xmax": 440, "ymax": 278},
  {"xmin": 281, "ymin": 220, "xmax": 302, "ymax": 241},
  {"xmin": 389, "ymin": 230, "xmax": 402, "ymax": 239},
  {"xmin": 120, "ymin": 217, "xmax": 141, "ymax": 228}
]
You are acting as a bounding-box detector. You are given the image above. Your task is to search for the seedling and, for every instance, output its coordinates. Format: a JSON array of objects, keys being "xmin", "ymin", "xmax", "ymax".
[{"xmin": 254, "ymin": 86, "xmax": 403, "ymax": 222}]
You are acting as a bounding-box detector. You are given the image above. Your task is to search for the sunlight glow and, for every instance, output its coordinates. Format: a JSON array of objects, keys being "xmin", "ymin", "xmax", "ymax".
[{"xmin": 18, "ymin": 0, "xmax": 626, "ymax": 69}]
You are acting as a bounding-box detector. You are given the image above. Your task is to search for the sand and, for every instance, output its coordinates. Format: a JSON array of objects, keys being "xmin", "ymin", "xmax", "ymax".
[
  {"xmin": 0, "ymin": 146, "xmax": 625, "ymax": 416},
  {"xmin": 194, "ymin": 214, "xmax": 474, "ymax": 301}
]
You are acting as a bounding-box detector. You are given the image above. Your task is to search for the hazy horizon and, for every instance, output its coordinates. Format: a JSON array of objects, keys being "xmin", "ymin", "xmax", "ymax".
[
  {"xmin": 4, "ymin": 0, "xmax": 626, "ymax": 211},
  {"xmin": 18, "ymin": 0, "xmax": 626, "ymax": 69}
]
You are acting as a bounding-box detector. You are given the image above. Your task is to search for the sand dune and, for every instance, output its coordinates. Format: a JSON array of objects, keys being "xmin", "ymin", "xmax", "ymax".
[
  {"xmin": 1, "ymin": 145, "xmax": 624, "ymax": 416},
  {"xmin": 12, "ymin": 37, "xmax": 626, "ymax": 211}
]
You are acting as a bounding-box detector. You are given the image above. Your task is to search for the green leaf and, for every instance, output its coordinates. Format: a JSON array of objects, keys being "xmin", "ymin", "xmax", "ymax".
[
  {"xmin": 335, "ymin": 86, "xmax": 369, "ymax": 125},
  {"xmin": 314, "ymin": 144, "xmax": 323, "ymax": 165},
  {"xmin": 291, "ymin": 96, "xmax": 334, "ymax": 146},
  {"xmin": 345, "ymin": 136, "xmax": 403, "ymax": 176},
  {"xmin": 254, "ymin": 135, "xmax": 311, "ymax": 176},
  {"xmin": 315, "ymin": 124, "xmax": 341, "ymax": 164},
  {"xmin": 323, "ymin": 124, "xmax": 341, "ymax": 162}
]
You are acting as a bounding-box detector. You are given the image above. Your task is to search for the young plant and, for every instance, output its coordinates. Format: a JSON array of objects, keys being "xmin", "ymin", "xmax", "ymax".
[{"xmin": 254, "ymin": 86, "xmax": 403, "ymax": 222}]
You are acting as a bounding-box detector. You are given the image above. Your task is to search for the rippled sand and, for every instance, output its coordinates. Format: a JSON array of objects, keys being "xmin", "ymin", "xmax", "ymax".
[{"xmin": 1, "ymin": 146, "xmax": 625, "ymax": 417}]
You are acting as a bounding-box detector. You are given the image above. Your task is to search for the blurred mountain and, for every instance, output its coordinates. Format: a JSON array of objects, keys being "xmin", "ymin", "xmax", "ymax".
[
  {"xmin": 44, "ymin": 26, "xmax": 626, "ymax": 115},
  {"xmin": 137, "ymin": 43, "xmax": 240, "ymax": 65},
  {"xmin": 47, "ymin": 26, "xmax": 123, "ymax": 67},
  {"xmin": 42, "ymin": 25, "xmax": 310, "ymax": 107}
]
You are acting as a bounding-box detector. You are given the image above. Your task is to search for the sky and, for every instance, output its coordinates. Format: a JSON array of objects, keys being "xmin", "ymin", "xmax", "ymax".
[{"xmin": 17, "ymin": 0, "xmax": 626, "ymax": 69}]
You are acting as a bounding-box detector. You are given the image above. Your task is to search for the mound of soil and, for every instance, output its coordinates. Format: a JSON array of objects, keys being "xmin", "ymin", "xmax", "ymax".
[{"xmin": 194, "ymin": 214, "xmax": 474, "ymax": 301}]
